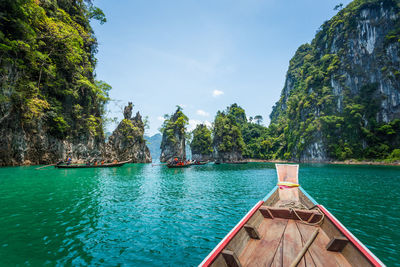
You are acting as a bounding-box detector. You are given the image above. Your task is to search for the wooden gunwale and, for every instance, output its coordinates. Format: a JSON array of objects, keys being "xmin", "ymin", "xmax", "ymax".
[
  {"xmin": 317, "ymin": 204, "xmax": 384, "ymax": 267},
  {"xmin": 199, "ymin": 200, "xmax": 264, "ymax": 267}
]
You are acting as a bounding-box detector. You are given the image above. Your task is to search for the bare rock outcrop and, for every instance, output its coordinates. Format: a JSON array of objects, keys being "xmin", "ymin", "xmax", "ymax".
[{"xmin": 105, "ymin": 103, "xmax": 151, "ymax": 163}]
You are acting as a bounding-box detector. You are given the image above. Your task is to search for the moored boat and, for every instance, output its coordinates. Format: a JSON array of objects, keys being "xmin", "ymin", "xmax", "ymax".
[
  {"xmin": 167, "ymin": 162, "xmax": 192, "ymax": 168},
  {"xmin": 55, "ymin": 161, "xmax": 128, "ymax": 169},
  {"xmin": 193, "ymin": 161, "xmax": 208, "ymax": 165},
  {"xmin": 200, "ymin": 164, "xmax": 384, "ymax": 267}
]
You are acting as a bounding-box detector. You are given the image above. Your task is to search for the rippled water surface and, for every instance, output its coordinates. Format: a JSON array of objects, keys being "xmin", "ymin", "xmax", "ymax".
[{"xmin": 0, "ymin": 163, "xmax": 399, "ymax": 266}]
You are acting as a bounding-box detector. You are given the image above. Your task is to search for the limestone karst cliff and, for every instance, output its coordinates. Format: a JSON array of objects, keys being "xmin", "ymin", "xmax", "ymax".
[
  {"xmin": 105, "ymin": 103, "xmax": 151, "ymax": 163},
  {"xmin": 269, "ymin": 0, "xmax": 400, "ymax": 161},
  {"xmin": 0, "ymin": 0, "xmax": 108, "ymax": 165},
  {"xmin": 160, "ymin": 107, "xmax": 188, "ymax": 162}
]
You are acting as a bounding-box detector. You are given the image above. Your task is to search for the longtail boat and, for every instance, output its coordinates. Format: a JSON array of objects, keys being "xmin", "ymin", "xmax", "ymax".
[
  {"xmin": 193, "ymin": 161, "xmax": 209, "ymax": 165},
  {"xmin": 200, "ymin": 164, "xmax": 384, "ymax": 267},
  {"xmin": 167, "ymin": 162, "xmax": 192, "ymax": 168},
  {"xmin": 55, "ymin": 161, "xmax": 128, "ymax": 169}
]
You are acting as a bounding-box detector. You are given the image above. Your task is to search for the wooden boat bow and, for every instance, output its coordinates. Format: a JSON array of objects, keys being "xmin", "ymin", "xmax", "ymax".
[{"xmin": 200, "ymin": 164, "xmax": 385, "ymax": 267}]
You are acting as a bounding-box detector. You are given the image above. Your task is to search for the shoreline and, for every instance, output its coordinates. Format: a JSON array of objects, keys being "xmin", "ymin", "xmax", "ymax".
[{"xmin": 245, "ymin": 158, "xmax": 400, "ymax": 166}]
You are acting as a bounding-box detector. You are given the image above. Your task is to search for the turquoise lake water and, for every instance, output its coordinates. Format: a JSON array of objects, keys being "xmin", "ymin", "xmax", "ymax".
[{"xmin": 0, "ymin": 163, "xmax": 399, "ymax": 266}]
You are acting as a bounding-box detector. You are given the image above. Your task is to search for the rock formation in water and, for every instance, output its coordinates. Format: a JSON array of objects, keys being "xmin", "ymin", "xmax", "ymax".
[
  {"xmin": 269, "ymin": 0, "xmax": 400, "ymax": 162},
  {"xmin": 160, "ymin": 107, "xmax": 188, "ymax": 162},
  {"xmin": 0, "ymin": 0, "xmax": 108, "ymax": 166},
  {"xmin": 190, "ymin": 124, "xmax": 213, "ymax": 161},
  {"xmin": 212, "ymin": 111, "xmax": 245, "ymax": 162},
  {"xmin": 105, "ymin": 103, "xmax": 152, "ymax": 163}
]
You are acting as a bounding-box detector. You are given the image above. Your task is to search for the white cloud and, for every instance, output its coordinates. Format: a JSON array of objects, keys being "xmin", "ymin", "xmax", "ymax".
[
  {"xmin": 204, "ymin": 120, "xmax": 212, "ymax": 128},
  {"xmin": 157, "ymin": 116, "xmax": 165, "ymax": 121},
  {"xmin": 188, "ymin": 120, "xmax": 212, "ymax": 132},
  {"xmin": 196, "ymin": 109, "xmax": 210, "ymax": 117},
  {"xmin": 212, "ymin": 89, "xmax": 224, "ymax": 97}
]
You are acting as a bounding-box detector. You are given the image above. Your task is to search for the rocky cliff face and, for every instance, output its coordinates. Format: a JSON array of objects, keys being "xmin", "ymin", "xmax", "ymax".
[
  {"xmin": 270, "ymin": 0, "xmax": 400, "ymax": 161},
  {"xmin": 105, "ymin": 103, "xmax": 151, "ymax": 163},
  {"xmin": 160, "ymin": 108, "xmax": 188, "ymax": 162},
  {"xmin": 0, "ymin": 0, "xmax": 108, "ymax": 166},
  {"xmin": 0, "ymin": 118, "xmax": 102, "ymax": 166}
]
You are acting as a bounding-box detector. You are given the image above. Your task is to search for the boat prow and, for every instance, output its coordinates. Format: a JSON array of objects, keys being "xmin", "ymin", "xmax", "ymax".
[{"xmin": 200, "ymin": 164, "xmax": 384, "ymax": 267}]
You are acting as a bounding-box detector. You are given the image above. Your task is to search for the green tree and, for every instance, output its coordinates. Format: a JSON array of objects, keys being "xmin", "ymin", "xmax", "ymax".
[
  {"xmin": 254, "ymin": 115, "xmax": 263, "ymax": 125},
  {"xmin": 190, "ymin": 124, "xmax": 213, "ymax": 156},
  {"xmin": 212, "ymin": 111, "xmax": 245, "ymax": 158}
]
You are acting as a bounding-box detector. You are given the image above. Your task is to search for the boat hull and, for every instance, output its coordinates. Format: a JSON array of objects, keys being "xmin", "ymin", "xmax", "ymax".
[
  {"xmin": 55, "ymin": 163, "xmax": 125, "ymax": 168},
  {"xmin": 200, "ymin": 164, "xmax": 384, "ymax": 267}
]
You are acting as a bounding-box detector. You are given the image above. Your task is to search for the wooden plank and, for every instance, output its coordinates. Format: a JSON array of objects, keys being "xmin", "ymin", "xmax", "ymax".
[
  {"xmin": 244, "ymin": 224, "xmax": 260, "ymax": 240},
  {"xmin": 296, "ymin": 223, "xmax": 351, "ymax": 267},
  {"xmin": 258, "ymin": 206, "xmax": 274, "ymax": 218},
  {"xmin": 226, "ymin": 228, "xmax": 250, "ymax": 257},
  {"xmin": 222, "ymin": 250, "xmax": 242, "ymax": 267},
  {"xmin": 326, "ymin": 236, "xmax": 349, "ymax": 252},
  {"xmin": 270, "ymin": 233, "xmax": 283, "ymax": 267},
  {"xmin": 295, "ymin": 222, "xmax": 316, "ymax": 267},
  {"xmin": 283, "ymin": 220, "xmax": 306, "ymax": 267},
  {"xmin": 260, "ymin": 206, "xmax": 322, "ymax": 221},
  {"xmin": 289, "ymin": 228, "xmax": 319, "ymax": 267},
  {"xmin": 276, "ymin": 164, "xmax": 299, "ymax": 183},
  {"xmin": 239, "ymin": 218, "xmax": 288, "ymax": 266},
  {"xmin": 278, "ymin": 187, "xmax": 299, "ymax": 201},
  {"xmin": 268, "ymin": 207, "xmax": 292, "ymax": 219}
]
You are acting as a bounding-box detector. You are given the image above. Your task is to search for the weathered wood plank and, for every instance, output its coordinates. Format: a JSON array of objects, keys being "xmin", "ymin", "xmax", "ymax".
[
  {"xmin": 326, "ymin": 236, "xmax": 349, "ymax": 252},
  {"xmin": 258, "ymin": 206, "xmax": 274, "ymax": 218},
  {"xmin": 296, "ymin": 223, "xmax": 352, "ymax": 267},
  {"xmin": 239, "ymin": 218, "xmax": 288, "ymax": 267},
  {"xmin": 244, "ymin": 224, "xmax": 260, "ymax": 240},
  {"xmin": 270, "ymin": 233, "xmax": 283, "ymax": 267},
  {"xmin": 259, "ymin": 206, "xmax": 322, "ymax": 222},
  {"xmin": 278, "ymin": 187, "xmax": 299, "ymax": 201},
  {"xmin": 283, "ymin": 220, "xmax": 306, "ymax": 267}
]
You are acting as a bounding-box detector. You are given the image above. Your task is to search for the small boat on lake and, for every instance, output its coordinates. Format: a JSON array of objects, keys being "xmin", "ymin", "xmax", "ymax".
[
  {"xmin": 193, "ymin": 161, "xmax": 208, "ymax": 165},
  {"xmin": 55, "ymin": 161, "xmax": 128, "ymax": 169},
  {"xmin": 167, "ymin": 162, "xmax": 192, "ymax": 168},
  {"xmin": 200, "ymin": 164, "xmax": 384, "ymax": 267}
]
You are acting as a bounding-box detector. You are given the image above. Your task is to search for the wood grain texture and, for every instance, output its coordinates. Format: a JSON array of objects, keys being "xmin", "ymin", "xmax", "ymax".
[
  {"xmin": 296, "ymin": 223, "xmax": 351, "ymax": 267},
  {"xmin": 239, "ymin": 218, "xmax": 288, "ymax": 266},
  {"xmin": 326, "ymin": 236, "xmax": 349, "ymax": 252},
  {"xmin": 222, "ymin": 250, "xmax": 242, "ymax": 267},
  {"xmin": 283, "ymin": 220, "xmax": 306, "ymax": 267}
]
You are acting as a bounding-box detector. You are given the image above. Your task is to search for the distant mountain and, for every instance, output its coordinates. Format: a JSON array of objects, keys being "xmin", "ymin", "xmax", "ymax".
[{"xmin": 145, "ymin": 134, "xmax": 162, "ymax": 162}]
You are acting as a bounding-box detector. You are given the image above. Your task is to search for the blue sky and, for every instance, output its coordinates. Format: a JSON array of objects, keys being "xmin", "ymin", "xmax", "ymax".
[{"xmin": 92, "ymin": 0, "xmax": 352, "ymax": 136}]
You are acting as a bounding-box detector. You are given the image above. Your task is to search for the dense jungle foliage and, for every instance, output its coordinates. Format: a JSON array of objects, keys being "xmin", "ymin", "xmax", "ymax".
[
  {"xmin": 190, "ymin": 124, "xmax": 212, "ymax": 156},
  {"xmin": 212, "ymin": 105, "xmax": 246, "ymax": 157},
  {"xmin": 212, "ymin": 103, "xmax": 278, "ymax": 159},
  {"xmin": 0, "ymin": 0, "xmax": 110, "ymax": 140},
  {"xmin": 160, "ymin": 106, "xmax": 188, "ymax": 146}
]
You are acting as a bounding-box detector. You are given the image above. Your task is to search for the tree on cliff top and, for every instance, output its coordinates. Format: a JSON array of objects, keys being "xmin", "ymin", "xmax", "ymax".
[
  {"xmin": 212, "ymin": 111, "xmax": 245, "ymax": 158},
  {"xmin": 190, "ymin": 124, "xmax": 212, "ymax": 156},
  {"xmin": 160, "ymin": 106, "xmax": 189, "ymax": 161}
]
